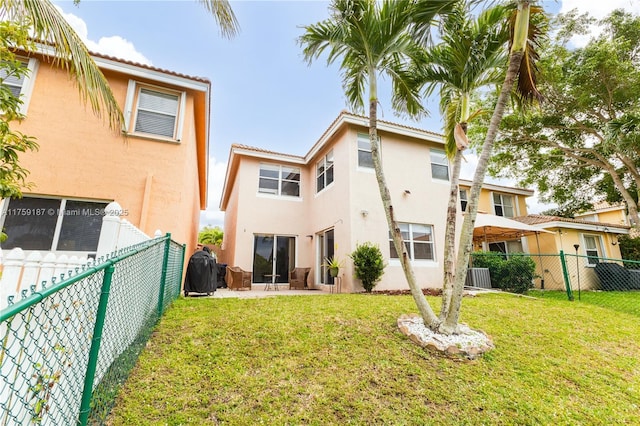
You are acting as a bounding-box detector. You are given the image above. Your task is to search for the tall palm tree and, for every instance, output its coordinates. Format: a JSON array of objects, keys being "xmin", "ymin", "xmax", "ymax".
[
  {"xmin": 439, "ymin": 0, "xmax": 545, "ymax": 334},
  {"xmin": 416, "ymin": 3, "xmax": 508, "ymax": 321},
  {"xmin": 1, "ymin": 0, "xmax": 239, "ymax": 131},
  {"xmin": 300, "ymin": 0, "xmax": 458, "ymax": 329}
]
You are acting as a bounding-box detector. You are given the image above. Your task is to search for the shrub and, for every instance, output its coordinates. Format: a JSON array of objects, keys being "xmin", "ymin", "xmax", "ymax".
[
  {"xmin": 350, "ymin": 242, "xmax": 385, "ymax": 292},
  {"xmin": 472, "ymin": 252, "xmax": 537, "ymax": 294}
]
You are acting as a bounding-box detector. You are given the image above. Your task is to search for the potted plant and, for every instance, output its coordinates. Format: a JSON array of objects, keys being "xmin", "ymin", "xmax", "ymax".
[{"xmin": 323, "ymin": 256, "xmax": 343, "ymax": 277}]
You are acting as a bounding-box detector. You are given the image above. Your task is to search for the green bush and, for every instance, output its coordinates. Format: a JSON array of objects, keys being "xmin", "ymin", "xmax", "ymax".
[
  {"xmin": 350, "ymin": 242, "xmax": 385, "ymax": 292},
  {"xmin": 471, "ymin": 252, "xmax": 537, "ymax": 294}
]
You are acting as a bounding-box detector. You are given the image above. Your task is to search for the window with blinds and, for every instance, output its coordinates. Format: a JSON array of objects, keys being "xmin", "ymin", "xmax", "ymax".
[{"xmin": 134, "ymin": 88, "xmax": 179, "ymax": 138}]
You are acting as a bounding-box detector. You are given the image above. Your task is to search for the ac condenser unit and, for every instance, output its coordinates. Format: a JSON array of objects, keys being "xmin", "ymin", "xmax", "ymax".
[{"xmin": 465, "ymin": 268, "xmax": 491, "ymax": 289}]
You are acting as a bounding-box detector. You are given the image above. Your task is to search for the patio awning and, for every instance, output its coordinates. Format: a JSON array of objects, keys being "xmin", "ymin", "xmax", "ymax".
[{"xmin": 473, "ymin": 213, "xmax": 554, "ymax": 243}]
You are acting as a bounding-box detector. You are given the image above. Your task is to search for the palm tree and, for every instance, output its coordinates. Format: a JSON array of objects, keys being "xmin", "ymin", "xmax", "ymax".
[
  {"xmin": 1, "ymin": 0, "xmax": 239, "ymax": 131},
  {"xmin": 439, "ymin": 0, "xmax": 546, "ymax": 334},
  {"xmin": 299, "ymin": 0, "xmax": 458, "ymax": 329},
  {"xmin": 415, "ymin": 3, "xmax": 508, "ymax": 321}
]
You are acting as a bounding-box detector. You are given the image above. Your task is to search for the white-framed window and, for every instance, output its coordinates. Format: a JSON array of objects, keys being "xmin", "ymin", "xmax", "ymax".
[
  {"xmin": 316, "ymin": 150, "xmax": 334, "ymax": 192},
  {"xmin": 430, "ymin": 148, "xmax": 449, "ymax": 181},
  {"xmin": 0, "ymin": 56, "xmax": 38, "ymax": 115},
  {"xmin": 123, "ymin": 80, "xmax": 185, "ymax": 141},
  {"xmin": 258, "ymin": 164, "xmax": 301, "ymax": 197},
  {"xmin": 488, "ymin": 240, "xmax": 524, "ymax": 256},
  {"xmin": 582, "ymin": 234, "xmax": 603, "ymax": 265},
  {"xmin": 493, "ymin": 193, "xmax": 515, "ymax": 217},
  {"xmin": 460, "ymin": 189, "xmax": 468, "ymax": 212},
  {"xmin": 357, "ymin": 133, "xmax": 378, "ymax": 169},
  {"xmin": 0, "ymin": 196, "xmax": 109, "ymax": 253},
  {"xmin": 389, "ymin": 223, "xmax": 435, "ymax": 261}
]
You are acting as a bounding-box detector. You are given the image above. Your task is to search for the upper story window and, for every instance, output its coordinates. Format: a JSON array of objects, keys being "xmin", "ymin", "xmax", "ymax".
[
  {"xmin": 493, "ymin": 193, "xmax": 515, "ymax": 217},
  {"xmin": 259, "ymin": 164, "xmax": 300, "ymax": 197},
  {"xmin": 0, "ymin": 57, "xmax": 38, "ymax": 115},
  {"xmin": 316, "ymin": 150, "xmax": 334, "ymax": 193},
  {"xmin": 0, "ymin": 197, "xmax": 108, "ymax": 254},
  {"xmin": 430, "ymin": 148, "xmax": 449, "ymax": 181},
  {"xmin": 460, "ymin": 189, "xmax": 468, "ymax": 212},
  {"xmin": 389, "ymin": 223, "xmax": 435, "ymax": 261},
  {"xmin": 582, "ymin": 234, "xmax": 603, "ymax": 265},
  {"xmin": 124, "ymin": 81, "xmax": 185, "ymax": 141},
  {"xmin": 357, "ymin": 133, "xmax": 377, "ymax": 169}
]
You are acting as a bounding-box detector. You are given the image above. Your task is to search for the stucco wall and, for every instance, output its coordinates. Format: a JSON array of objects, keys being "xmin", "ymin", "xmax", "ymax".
[{"xmin": 10, "ymin": 57, "xmax": 204, "ymax": 252}]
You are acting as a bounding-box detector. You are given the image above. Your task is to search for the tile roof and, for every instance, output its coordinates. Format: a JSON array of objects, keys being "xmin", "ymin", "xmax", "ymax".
[
  {"xmin": 515, "ymin": 214, "xmax": 629, "ymax": 230},
  {"xmin": 90, "ymin": 51, "xmax": 211, "ymax": 84},
  {"xmin": 230, "ymin": 143, "xmax": 304, "ymax": 160}
]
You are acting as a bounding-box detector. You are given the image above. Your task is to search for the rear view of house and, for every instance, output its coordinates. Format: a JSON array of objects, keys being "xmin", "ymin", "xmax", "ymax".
[{"xmin": 220, "ymin": 111, "xmax": 454, "ymax": 292}]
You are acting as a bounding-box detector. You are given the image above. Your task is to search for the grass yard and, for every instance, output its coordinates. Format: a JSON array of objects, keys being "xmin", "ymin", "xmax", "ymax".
[
  {"xmin": 530, "ymin": 289, "xmax": 640, "ymax": 318},
  {"xmin": 108, "ymin": 293, "xmax": 640, "ymax": 425}
]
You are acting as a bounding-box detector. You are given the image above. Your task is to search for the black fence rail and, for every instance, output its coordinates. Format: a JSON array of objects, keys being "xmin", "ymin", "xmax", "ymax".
[{"xmin": 0, "ymin": 234, "xmax": 185, "ymax": 425}]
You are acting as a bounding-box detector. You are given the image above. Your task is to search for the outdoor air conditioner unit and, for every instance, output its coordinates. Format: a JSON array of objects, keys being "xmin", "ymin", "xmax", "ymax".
[{"xmin": 466, "ymin": 268, "xmax": 492, "ymax": 289}]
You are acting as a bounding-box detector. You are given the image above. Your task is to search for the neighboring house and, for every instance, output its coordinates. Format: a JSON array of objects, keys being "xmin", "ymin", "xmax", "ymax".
[
  {"xmin": 516, "ymin": 215, "xmax": 629, "ymax": 290},
  {"xmin": 459, "ymin": 179, "xmax": 535, "ymax": 254},
  {"xmin": 220, "ymin": 111, "xmax": 451, "ymax": 293},
  {"xmin": 0, "ymin": 48, "xmax": 209, "ymax": 259},
  {"xmin": 574, "ymin": 202, "xmax": 629, "ymax": 227}
]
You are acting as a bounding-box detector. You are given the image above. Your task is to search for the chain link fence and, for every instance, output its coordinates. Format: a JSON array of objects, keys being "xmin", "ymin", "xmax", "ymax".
[
  {"xmin": 469, "ymin": 251, "xmax": 640, "ymax": 317},
  {"xmin": 0, "ymin": 234, "xmax": 185, "ymax": 425}
]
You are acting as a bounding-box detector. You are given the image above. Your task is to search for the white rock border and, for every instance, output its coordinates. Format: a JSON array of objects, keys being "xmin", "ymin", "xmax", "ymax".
[{"xmin": 397, "ymin": 314, "xmax": 495, "ymax": 360}]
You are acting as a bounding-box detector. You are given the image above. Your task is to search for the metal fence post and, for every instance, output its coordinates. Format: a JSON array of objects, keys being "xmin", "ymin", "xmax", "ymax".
[
  {"xmin": 77, "ymin": 262, "xmax": 116, "ymax": 426},
  {"xmin": 157, "ymin": 233, "xmax": 172, "ymax": 316},
  {"xmin": 559, "ymin": 250, "xmax": 574, "ymax": 301}
]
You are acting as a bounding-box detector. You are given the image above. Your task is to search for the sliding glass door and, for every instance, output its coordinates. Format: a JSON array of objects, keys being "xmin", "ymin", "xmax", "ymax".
[
  {"xmin": 317, "ymin": 228, "xmax": 335, "ymax": 285},
  {"xmin": 253, "ymin": 235, "xmax": 296, "ymax": 284}
]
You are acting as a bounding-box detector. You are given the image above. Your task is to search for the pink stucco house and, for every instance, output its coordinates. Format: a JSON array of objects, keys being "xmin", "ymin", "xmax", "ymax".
[{"xmin": 220, "ymin": 111, "xmax": 452, "ymax": 293}]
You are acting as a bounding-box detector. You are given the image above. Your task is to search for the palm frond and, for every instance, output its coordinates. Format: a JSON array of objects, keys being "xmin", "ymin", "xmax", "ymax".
[
  {"xmin": 197, "ymin": 0, "xmax": 240, "ymax": 38},
  {"xmin": 14, "ymin": 0, "xmax": 124, "ymax": 132}
]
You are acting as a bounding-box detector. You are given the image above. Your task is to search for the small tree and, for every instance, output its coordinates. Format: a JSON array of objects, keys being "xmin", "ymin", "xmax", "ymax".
[
  {"xmin": 350, "ymin": 242, "xmax": 385, "ymax": 293},
  {"xmin": 198, "ymin": 226, "xmax": 223, "ymax": 246}
]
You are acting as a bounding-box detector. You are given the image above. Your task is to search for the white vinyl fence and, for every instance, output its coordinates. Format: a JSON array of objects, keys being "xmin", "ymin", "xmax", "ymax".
[{"xmin": 0, "ymin": 201, "xmax": 160, "ymax": 311}]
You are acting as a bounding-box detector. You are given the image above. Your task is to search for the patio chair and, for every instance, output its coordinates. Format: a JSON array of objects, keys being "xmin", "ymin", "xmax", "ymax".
[
  {"xmin": 226, "ymin": 266, "xmax": 252, "ymax": 290},
  {"xmin": 289, "ymin": 267, "xmax": 311, "ymax": 290}
]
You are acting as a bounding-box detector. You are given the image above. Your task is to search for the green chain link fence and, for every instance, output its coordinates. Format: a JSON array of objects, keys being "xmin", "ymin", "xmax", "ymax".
[
  {"xmin": 469, "ymin": 251, "xmax": 640, "ymax": 317},
  {"xmin": 0, "ymin": 234, "xmax": 185, "ymax": 425}
]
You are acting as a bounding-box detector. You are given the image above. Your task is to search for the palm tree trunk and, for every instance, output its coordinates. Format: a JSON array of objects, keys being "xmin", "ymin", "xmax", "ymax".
[
  {"xmin": 368, "ymin": 73, "xmax": 440, "ymax": 329},
  {"xmin": 439, "ymin": 148, "xmax": 462, "ymax": 320},
  {"xmin": 440, "ymin": 51, "xmax": 525, "ymax": 334}
]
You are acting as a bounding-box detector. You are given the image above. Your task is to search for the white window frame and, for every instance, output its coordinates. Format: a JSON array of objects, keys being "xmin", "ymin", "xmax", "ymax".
[
  {"xmin": 492, "ymin": 192, "xmax": 516, "ymax": 218},
  {"xmin": 1, "ymin": 56, "xmax": 39, "ymax": 115},
  {"xmin": 316, "ymin": 150, "xmax": 334, "ymax": 193},
  {"xmin": 430, "ymin": 148, "xmax": 449, "ymax": 181},
  {"xmin": 389, "ymin": 223, "xmax": 436, "ymax": 262},
  {"xmin": 581, "ymin": 234, "xmax": 604, "ymax": 266},
  {"xmin": 357, "ymin": 133, "xmax": 379, "ymax": 170},
  {"xmin": 487, "ymin": 240, "xmax": 524, "ymax": 257},
  {"xmin": 258, "ymin": 163, "xmax": 301, "ymax": 198},
  {"xmin": 123, "ymin": 80, "xmax": 185, "ymax": 142},
  {"xmin": 460, "ymin": 189, "xmax": 468, "ymax": 212}
]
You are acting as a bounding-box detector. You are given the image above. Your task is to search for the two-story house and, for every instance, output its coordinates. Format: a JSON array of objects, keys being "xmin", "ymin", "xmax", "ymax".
[
  {"xmin": 0, "ymin": 48, "xmax": 209, "ymax": 258},
  {"xmin": 220, "ymin": 111, "xmax": 451, "ymax": 293},
  {"xmin": 220, "ymin": 111, "xmax": 632, "ymax": 293}
]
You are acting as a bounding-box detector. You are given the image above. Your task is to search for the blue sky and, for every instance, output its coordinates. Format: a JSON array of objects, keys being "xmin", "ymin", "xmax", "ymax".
[{"xmin": 53, "ymin": 0, "xmax": 640, "ymax": 228}]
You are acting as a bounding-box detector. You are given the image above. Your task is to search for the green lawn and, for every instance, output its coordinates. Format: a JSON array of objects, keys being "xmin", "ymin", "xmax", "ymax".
[
  {"xmin": 530, "ymin": 289, "xmax": 640, "ymax": 317},
  {"xmin": 108, "ymin": 293, "xmax": 640, "ymax": 425}
]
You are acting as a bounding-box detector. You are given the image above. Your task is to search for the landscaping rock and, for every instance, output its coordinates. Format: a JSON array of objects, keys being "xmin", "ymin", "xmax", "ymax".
[{"xmin": 397, "ymin": 314, "xmax": 495, "ymax": 360}]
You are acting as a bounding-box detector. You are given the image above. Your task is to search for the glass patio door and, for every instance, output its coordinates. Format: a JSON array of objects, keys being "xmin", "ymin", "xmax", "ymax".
[
  {"xmin": 253, "ymin": 235, "xmax": 296, "ymax": 284},
  {"xmin": 318, "ymin": 228, "xmax": 335, "ymax": 284}
]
